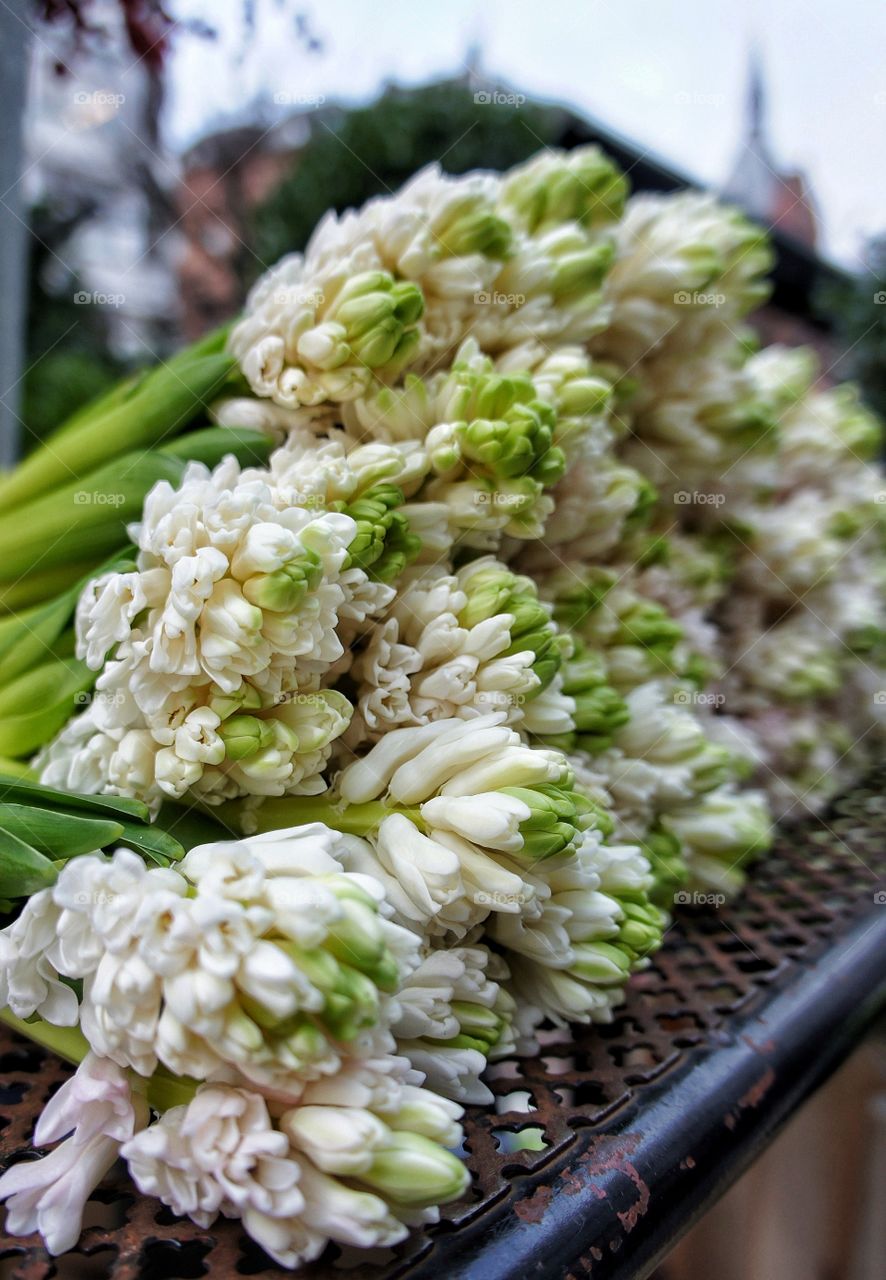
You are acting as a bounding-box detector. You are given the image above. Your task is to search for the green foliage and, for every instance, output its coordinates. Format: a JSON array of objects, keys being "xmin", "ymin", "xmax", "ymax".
[
  {"xmin": 821, "ymin": 235, "xmax": 886, "ymax": 421},
  {"xmin": 22, "ymin": 203, "xmax": 127, "ymax": 450},
  {"xmin": 253, "ymin": 83, "xmax": 569, "ymax": 272}
]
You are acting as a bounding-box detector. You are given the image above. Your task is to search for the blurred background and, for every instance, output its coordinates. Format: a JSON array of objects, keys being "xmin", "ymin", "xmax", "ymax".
[{"xmin": 0, "ymin": 2, "xmax": 884, "ymax": 1275}]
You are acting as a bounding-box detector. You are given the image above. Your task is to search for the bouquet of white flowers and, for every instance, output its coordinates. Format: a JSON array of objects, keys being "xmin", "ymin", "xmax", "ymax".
[{"xmin": 0, "ymin": 145, "xmax": 881, "ymax": 1267}]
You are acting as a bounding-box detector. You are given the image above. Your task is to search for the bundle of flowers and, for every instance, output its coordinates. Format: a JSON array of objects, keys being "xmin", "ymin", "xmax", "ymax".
[{"xmin": 0, "ymin": 145, "xmax": 881, "ymax": 1267}]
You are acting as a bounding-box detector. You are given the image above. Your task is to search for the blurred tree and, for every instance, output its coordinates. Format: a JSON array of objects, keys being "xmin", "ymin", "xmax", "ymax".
[
  {"xmin": 821, "ymin": 236, "xmax": 886, "ymax": 422},
  {"xmin": 22, "ymin": 202, "xmax": 126, "ymax": 450},
  {"xmin": 252, "ymin": 82, "xmax": 570, "ymax": 271}
]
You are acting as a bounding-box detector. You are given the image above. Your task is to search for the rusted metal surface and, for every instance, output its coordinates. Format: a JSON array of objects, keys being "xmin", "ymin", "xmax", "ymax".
[{"xmin": 2, "ymin": 773, "xmax": 886, "ymax": 1279}]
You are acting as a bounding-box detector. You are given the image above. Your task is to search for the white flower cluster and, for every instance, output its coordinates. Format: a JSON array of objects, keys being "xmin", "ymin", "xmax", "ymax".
[
  {"xmin": 122, "ymin": 1070, "xmax": 467, "ymax": 1268},
  {"xmin": 1, "ymin": 827, "xmax": 421, "ymax": 1086},
  {"xmin": 37, "ymin": 449, "xmax": 403, "ymax": 806},
  {"xmin": 0, "ymin": 828, "xmax": 469, "ymax": 1262},
  {"xmin": 346, "ymin": 557, "xmax": 572, "ymax": 745},
  {"xmin": 241, "ymin": 712, "xmax": 665, "ymax": 1054},
  {"xmin": 3, "ymin": 142, "xmax": 881, "ymax": 1268}
]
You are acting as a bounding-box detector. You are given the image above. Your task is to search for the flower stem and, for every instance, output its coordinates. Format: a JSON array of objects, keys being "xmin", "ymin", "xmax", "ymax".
[
  {"xmin": 0, "ymin": 1008, "xmax": 90, "ymax": 1065},
  {"xmin": 228, "ymin": 796, "xmax": 425, "ymax": 838},
  {"xmin": 0, "ymin": 1009, "xmax": 198, "ymax": 1112}
]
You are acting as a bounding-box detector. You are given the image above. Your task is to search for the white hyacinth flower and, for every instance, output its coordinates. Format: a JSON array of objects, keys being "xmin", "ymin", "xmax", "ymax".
[
  {"xmin": 392, "ymin": 944, "xmax": 513, "ymax": 1103},
  {"xmin": 0, "ymin": 1054, "xmax": 148, "ymax": 1255},
  {"xmin": 0, "ymin": 829, "xmax": 420, "ymax": 1094},
  {"xmin": 122, "ymin": 1070, "xmax": 467, "ymax": 1269},
  {"xmin": 41, "ymin": 443, "xmax": 406, "ymax": 807}
]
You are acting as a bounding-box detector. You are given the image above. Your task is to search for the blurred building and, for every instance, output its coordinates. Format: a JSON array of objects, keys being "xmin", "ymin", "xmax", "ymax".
[
  {"xmin": 723, "ymin": 52, "xmax": 819, "ymax": 251},
  {"xmin": 24, "ymin": 0, "xmax": 180, "ymax": 357},
  {"xmin": 176, "ymin": 111, "xmax": 326, "ymax": 340}
]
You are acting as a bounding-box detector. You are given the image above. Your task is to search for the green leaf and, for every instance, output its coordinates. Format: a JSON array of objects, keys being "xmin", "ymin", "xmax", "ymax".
[
  {"xmin": 0, "ymin": 828, "xmax": 58, "ymax": 897},
  {"xmin": 0, "ymin": 352, "xmax": 236, "ymax": 511},
  {"xmin": 0, "ymin": 551, "xmax": 136, "ymax": 685},
  {"xmin": 0, "ymin": 775, "xmax": 150, "ymax": 824},
  {"xmin": 114, "ymin": 819, "xmax": 185, "ymax": 865},
  {"xmin": 0, "ymin": 658, "xmax": 95, "ymax": 757},
  {"xmin": 0, "ymin": 804, "xmax": 123, "ymax": 857},
  {"xmin": 160, "ymin": 426, "xmax": 273, "ymax": 469},
  {"xmin": 152, "ymin": 801, "xmax": 235, "ymax": 853}
]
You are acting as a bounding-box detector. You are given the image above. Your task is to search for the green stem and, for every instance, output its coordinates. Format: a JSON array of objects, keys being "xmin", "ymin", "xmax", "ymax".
[
  {"xmin": 0, "ymin": 1007, "xmax": 89, "ymax": 1064},
  {"xmin": 0, "ymin": 564, "xmax": 98, "ymax": 614},
  {"xmin": 226, "ymin": 796, "xmax": 425, "ymax": 838},
  {"xmin": 0, "ymin": 1008, "xmax": 198, "ymax": 1112},
  {"xmin": 0, "ymin": 755, "xmax": 36, "ymax": 779}
]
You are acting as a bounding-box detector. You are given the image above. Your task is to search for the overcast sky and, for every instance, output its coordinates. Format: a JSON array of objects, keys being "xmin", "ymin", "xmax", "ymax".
[{"xmin": 165, "ymin": 0, "xmax": 886, "ymax": 269}]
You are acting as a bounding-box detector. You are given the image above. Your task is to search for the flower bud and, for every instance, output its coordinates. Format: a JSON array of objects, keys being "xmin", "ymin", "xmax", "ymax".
[
  {"xmin": 219, "ymin": 715, "xmax": 275, "ymax": 762},
  {"xmin": 361, "ymin": 1131, "xmax": 469, "ymax": 1206}
]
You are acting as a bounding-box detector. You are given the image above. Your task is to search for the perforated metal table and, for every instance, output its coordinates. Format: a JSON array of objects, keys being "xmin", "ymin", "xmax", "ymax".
[{"xmin": 1, "ymin": 774, "xmax": 885, "ymax": 1280}]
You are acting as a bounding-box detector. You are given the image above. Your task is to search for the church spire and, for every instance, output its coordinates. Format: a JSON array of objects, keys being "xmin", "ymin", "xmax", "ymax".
[
  {"xmin": 722, "ymin": 48, "xmax": 818, "ymax": 249},
  {"xmin": 748, "ymin": 47, "xmax": 765, "ymax": 141}
]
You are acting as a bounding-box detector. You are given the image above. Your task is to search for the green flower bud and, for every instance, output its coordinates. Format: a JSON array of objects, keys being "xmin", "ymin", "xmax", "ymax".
[
  {"xmin": 323, "ymin": 965, "xmax": 383, "ymax": 1040},
  {"xmin": 324, "ymin": 891, "xmax": 400, "ymax": 993},
  {"xmin": 282, "ymin": 1018, "xmax": 334, "ymax": 1068},
  {"xmin": 617, "ymin": 900, "xmax": 666, "ymax": 959},
  {"xmin": 847, "ymin": 623, "xmax": 885, "ymax": 657},
  {"xmin": 471, "ymin": 372, "xmax": 533, "ymax": 421},
  {"xmin": 551, "ymin": 240, "xmax": 615, "ymax": 300},
  {"xmin": 550, "ymin": 568, "xmax": 616, "ymax": 630},
  {"xmin": 362, "ymin": 1132, "xmax": 469, "ymax": 1207},
  {"xmin": 455, "ymin": 400, "xmax": 563, "ymax": 484},
  {"xmin": 643, "ymin": 826, "xmax": 689, "ymax": 904},
  {"xmin": 501, "ymin": 146, "xmax": 627, "ymax": 233},
  {"xmin": 440, "ymin": 201, "xmax": 513, "ymax": 259},
  {"xmin": 389, "ymin": 280, "xmax": 426, "ymax": 327},
  {"xmin": 326, "ymin": 273, "xmax": 424, "ymax": 371},
  {"xmin": 571, "ymin": 941, "xmax": 632, "ymax": 985},
  {"xmin": 219, "ymin": 714, "xmax": 275, "ymax": 761},
  {"xmin": 458, "ymin": 568, "xmax": 517, "ymax": 627},
  {"xmin": 208, "ymin": 682, "xmax": 264, "ymax": 721},
  {"xmin": 450, "ymin": 1000, "xmax": 506, "ymax": 1053},
  {"xmin": 340, "ymin": 484, "xmax": 422, "ymax": 581},
  {"xmin": 614, "ymin": 601, "xmax": 683, "ymax": 656},
  {"xmin": 276, "ymin": 942, "xmax": 381, "ymax": 1042},
  {"xmin": 243, "ymin": 548, "xmax": 323, "ymax": 613}
]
